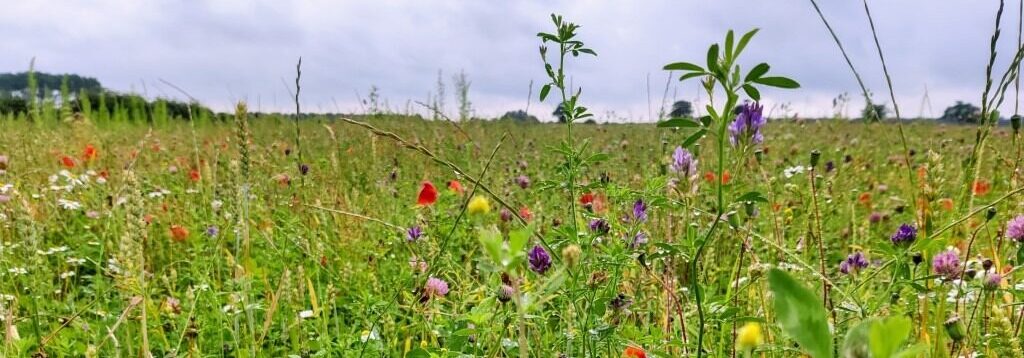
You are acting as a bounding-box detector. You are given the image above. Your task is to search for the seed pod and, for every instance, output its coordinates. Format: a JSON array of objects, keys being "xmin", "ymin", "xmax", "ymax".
[
  {"xmin": 810, "ymin": 150, "xmax": 821, "ymax": 168},
  {"xmin": 944, "ymin": 316, "xmax": 966, "ymax": 342}
]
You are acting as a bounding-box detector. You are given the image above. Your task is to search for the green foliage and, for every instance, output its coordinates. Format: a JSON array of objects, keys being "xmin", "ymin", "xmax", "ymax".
[
  {"xmin": 768, "ymin": 269, "xmax": 832, "ymax": 358},
  {"xmin": 940, "ymin": 101, "xmax": 981, "ymax": 123}
]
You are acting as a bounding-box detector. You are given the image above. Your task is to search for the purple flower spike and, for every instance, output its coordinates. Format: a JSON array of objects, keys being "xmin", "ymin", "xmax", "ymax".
[
  {"xmin": 406, "ymin": 225, "xmax": 423, "ymax": 242},
  {"xmin": 528, "ymin": 245, "xmax": 552, "ymax": 274},
  {"xmin": 839, "ymin": 252, "xmax": 869, "ymax": 274},
  {"xmin": 671, "ymin": 146, "xmax": 697, "ymax": 177},
  {"xmin": 728, "ymin": 102, "xmax": 765, "ymax": 146},
  {"xmin": 890, "ymin": 224, "xmax": 917, "ymax": 246},
  {"xmin": 632, "ymin": 199, "xmax": 648, "ymax": 223}
]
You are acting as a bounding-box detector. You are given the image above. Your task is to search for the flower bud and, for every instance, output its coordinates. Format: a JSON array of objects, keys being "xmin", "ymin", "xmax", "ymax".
[
  {"xmin": 944, "ymin": 316, "xmax": 966, "ymax": 342},
  {"xmin": 987, "ymin": 207, "xmax": 997, "ymax": 221},
  {"xmin": 1012, "ymin": 114, "xmax": 1021, "ymax": 134},
  {"xmin": 810, "ymin": 150, "xmax": 821, "ymax": 168},
  {"xmin": 562, "ymin": 244, "xmax": 582, "ymax": 268}
]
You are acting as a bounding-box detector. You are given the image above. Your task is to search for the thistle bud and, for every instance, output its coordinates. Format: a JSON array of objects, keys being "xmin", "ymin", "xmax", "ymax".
[
  {"xmin": 983, "ymin": 258, "xmax": 994, "ymax": 271},
  {"xmin": 1012, "ymin": 114, "xmax": 1021, "ymax": 134},
  {"xmin": 754, "ymin": 149, "xmax": 764, "ymax": 164},
  {"xmin": 810, "ymin": 150, "xmax": 821, "ymax": 168},
  {"xmin": 944, "ymin": 316, "xmax": 966, "ymax": 342},
  {"xmin": 911, "ymin": 252, "xmax": 923, "ymax": 266},
  {"xmin": 562, "ymin": 244, "xmax": 582, "ymax": 268}
]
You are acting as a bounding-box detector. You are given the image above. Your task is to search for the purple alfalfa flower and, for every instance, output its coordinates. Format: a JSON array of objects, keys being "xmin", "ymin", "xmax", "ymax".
[
  {"xmin": 589, "ymin": 218, "xmax": 610, "ymax": 235},
  {"xmin": 839, "ymin": 251, "xmax": 869, "ymax": 274},
  {"xmin": 1006, "ymin": 215, "xmax": 1024, "ymax": 242},
  {"xmin": 299, "ymin": 163, "xmax": 310, "ymax": 176},
  {"xmin": 890, "ymin": 223, "xmax": 917, "ymax": 246},
  {"xmin": 632, "ymin": 199, "xmax": 648, "ymax": 223},
  {"xmin": 670, "ymin": 146, "xmax": 697, "ymax": 177},
  {"xmin": 515, "ymin": 175, "xmax": 530, "ymax": 189},
  {"xmin": 628, "ymin": 231, "xmax": 648, "ymax": 249},
  {"xmin": 727, "ymin": 102, "xmax": 765, "ymax": 146},
  {"xmin": 932, "ymin": 249, "xmax": 961, "ymax": 281},
  {"xmin": 528, "ymin": 245, "xmax": 552, "ymax": 274},
  {"xmin": 825, "ymin": 160, "xmax": 835, "ymax": 173},
  {"xmin": 205, "ymin": 225, "xmax": 219, "ymax": 238},
  {"xmin": 406, "ymin": 225, "xmax": 423, "ymax": 242},
  {"xmin": 423, "ymin": 276, "xmax": 449, "ymax": 299}
]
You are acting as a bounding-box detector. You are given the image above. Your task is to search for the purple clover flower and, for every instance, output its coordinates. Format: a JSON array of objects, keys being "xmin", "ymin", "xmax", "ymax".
[
  {"xmin": 515, "ymin": 175, "xmax": 530, "ymax": 189},
  {"xmin": 205, "ymin": 225, "xmax": 219, "ymax": 238},
  {"xmin": 890, "ymin": 224, "xmax": 917, "ymax": 246},
  {"xmin": 528, "ymin": 245, "xmax": 552, "ymax": 274},
  {"xmin": 424, "ymin": 277, "xmax": 449, "ymax": 298},
  {"xmin": 839, "ymin": 252, "xmax": 869, "ymax": 274},
  {"xmin": 984, "ymin": 273, "xmax": 1003, "ymax": 291},
  {"xmin": 932, "ymin": 249, "xmax": 961, "ymax": 281},
  {"xmin": 727, "ymin": 102, "xmax": 765, "ymax": 146}
]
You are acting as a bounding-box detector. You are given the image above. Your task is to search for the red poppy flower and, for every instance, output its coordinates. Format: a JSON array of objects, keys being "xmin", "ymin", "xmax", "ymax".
[
  {"xmin": 704, "ymin": 171, "xmax": 731, "ymax": 184},
  {"xmin": 417, "ymin": 181, "xmax": 438, "ymax": 206},
  {"xmin": 623, "ymin": 346, "xmax": 646, "ymax": 358},
  {"xmin": 170, "ymin": 225, "xmax": 189, "ymax": 242},
  {"xmin": 61, "ymin": 156, "xmax": 75, "ymax": 168},
  {"xmin": 579, "ymin": 192, "xmax": 595, "ymax": 206},
  {"xmin": 188, "ymin": 169, "xmax": 201, "ymax": 182},
  {"xmin": 939, "ymin": 198, "xmax": 954, "ymax": 211},
  {"xmin": 98, "ymin": 170, "xmax": 109, "ymax": 180},
  {"xmin": 858, "ymin": 192, "xmax": 872, "ymax": 206},
  {"xmin": 82, "ymin": 144, "xmax": 98, "ymax": 162},
  {"xmin": 447, "ymin": 180, "xmax": 464, "ymax": 194},
  {"xmin": 704, "ymin": 171, "xmax": 716, "ymax": 183},
  {"xmin": 973, "ymin": 180, "xmax": 990, "ymax": 196},
  {"xmin": 519, "ymin": 206, "xmax": 532, "ymax": 222}
]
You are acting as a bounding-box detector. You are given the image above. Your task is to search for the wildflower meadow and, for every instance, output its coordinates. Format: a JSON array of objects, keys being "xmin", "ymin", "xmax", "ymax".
[{"xmin": 3, "ymin": 3, "xmax": 1024, "ymax": 358}]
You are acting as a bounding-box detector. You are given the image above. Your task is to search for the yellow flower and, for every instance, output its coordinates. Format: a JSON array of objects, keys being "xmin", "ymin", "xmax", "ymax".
[
  {"xmin": 736, "ymin": 322, "xmax": 764, "ymax": 351},
  {"xmin": 467, "ymin": 195, "xmax": 491, "ymax": 214}
]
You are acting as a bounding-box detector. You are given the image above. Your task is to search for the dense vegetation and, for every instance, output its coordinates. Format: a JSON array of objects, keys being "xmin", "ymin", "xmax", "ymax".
[{"xmin": 3, "ymin": 3, "xmax": 1024, "ymax": 357}]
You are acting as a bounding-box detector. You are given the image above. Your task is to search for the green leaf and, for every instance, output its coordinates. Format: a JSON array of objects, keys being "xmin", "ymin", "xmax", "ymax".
[
  {"xmin": 742, "ymin": 85, "xmax": 761, "ymax": 101},
  {"xmin": 657, "ymin": 117, "xmax": 701, "ymax": 128},
  {"xmin": 681, "ymin": 128, "xmax": 707, "ymax": 148},
  {"xmin": 841, "ymin": 319, "xmax": 873, "ymax": 358},
  {"xmin": 508, "ymin": 226, "xmax": 531, "ymax": 255},
  {"xmin": 734, "ymin": 28, "xmax": 760, "ymax": 58},
  {"xmin": 706, "ymin": 44, "xmax": 720, "ymax": 74},
  {"xmin": 892, "ymin": 343, "xmax": 928, "ymax": 358},
  {"xmin": 745, "ymin": 63, "xmax": 770, "ymax": 82},
  {"xmin": 539, "ymin": 84, "xmax": 552, "ymax": 102},
  {"xmin": 678, "ymin": 72, "xmax": 706, "ymax": 83},
  {"xmin": 735, "ymin": 191, "xmax": 768, "ymax": 203},
  {"xmin": 478, "ymin": 227, "xmax": 504, "ymax": 266},
  {"xmin": 768, "ymin": 269, "xmax": 833, "ymax": 358},
  {"xmin": 663, "ymin": 62, "xmax": 704, "ymax": 72},
  {"xmin": 724, "ymin": 30, "xmax": 735, "ymax": 62},
  {"xmin": 870, "ymin": 316, "xmax": 912, "ymax": 358},
  {"xmin": 578, "ymin": 48, "xmax": 597, "ymax": 56},
  {"xmin": 754, "ymin": 76, "xmax": 800, "ymax": 89}
]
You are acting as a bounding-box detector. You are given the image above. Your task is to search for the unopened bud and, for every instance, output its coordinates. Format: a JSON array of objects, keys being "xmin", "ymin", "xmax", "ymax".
[
  {"xmin": 810, "ymin": 150, "xmax": 821, "ymax": 168},
  {"xmin": 562, "ymin": 245, "xmax": 582, "ymax": 267}
]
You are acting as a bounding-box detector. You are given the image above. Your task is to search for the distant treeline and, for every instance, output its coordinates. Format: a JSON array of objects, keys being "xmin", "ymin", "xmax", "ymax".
[{"xmin": 0, "ymin": 71, "xmax": 221, "ymax": 123}]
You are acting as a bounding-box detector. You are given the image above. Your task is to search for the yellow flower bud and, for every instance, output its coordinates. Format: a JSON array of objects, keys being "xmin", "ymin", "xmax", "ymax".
[
  {"xmin": 467, "ymin": 195, "xmax": 491, "ymax": 214},
  {"xmin": 736, "ymin": 322, "xmax": 764, "ymax": 352}
]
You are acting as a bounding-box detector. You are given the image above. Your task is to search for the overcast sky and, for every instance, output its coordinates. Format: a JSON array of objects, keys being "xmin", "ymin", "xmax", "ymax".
[{"xmin": 1, "ymin": 1, "xmax": 1015, "ymax": 121}]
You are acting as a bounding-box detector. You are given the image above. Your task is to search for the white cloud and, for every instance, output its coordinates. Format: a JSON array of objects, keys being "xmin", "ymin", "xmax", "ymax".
[{"xmin": 0, "ymin": 0, "xmax": 1009, "ymax": 121}]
